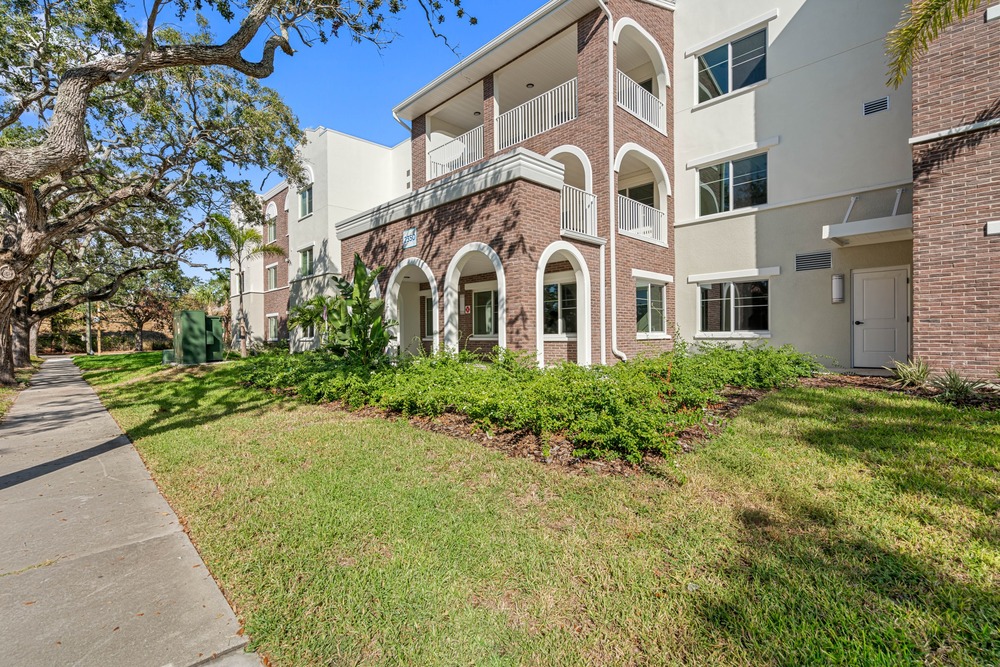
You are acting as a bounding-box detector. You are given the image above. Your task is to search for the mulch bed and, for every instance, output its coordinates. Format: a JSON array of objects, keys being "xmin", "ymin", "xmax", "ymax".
[{"xmin": 317, "ymin": 373, "xmax": 1000, "ymax": 476}]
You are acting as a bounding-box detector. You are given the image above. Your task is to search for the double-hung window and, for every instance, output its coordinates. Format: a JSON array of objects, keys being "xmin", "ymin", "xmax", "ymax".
[
  {"xmin": 423, "ymin": 297, "xmax": 434, "ymax": 338},
  {"xmin": 266, "ymin": 216, "xmax": 277, "ymax": 242},
  {"xmin": 699, "ymin": 281, "xmax": 770, "ymax": 334},
  {"xmin": 542, "ymin": 282, "xmax": 578, "ymax": 337},
  {"xmin": 267, "ymin": 315, "xmax": 279, "ymax": 341},
  {"xmin": 636, "ymin": 283, "xmax": 667, "ymax": 336},
  {"xmin": 697, "ymin": 29, "xmax": 767, "ymax": 103},
  {"xmin": 699, "ymin": 153, "xmax": 768, "ymax": 216},
  {"xmin": 472, "ymin": 290, "xmax": 499, "ymax": 337},
  {"xmin": 299, "ymin": 185, "xmax": 314, "ymax": 218},
  {"xmin": 299, "ymin": 248, "xmax": 314, "ymax": 277},
  {"xmin": 266, "ymin": 265, "xmax": 278, "ymax": 290},
  {"xmin": 303, "ymin": 323, "xmax": 316, "ymax": 340}
]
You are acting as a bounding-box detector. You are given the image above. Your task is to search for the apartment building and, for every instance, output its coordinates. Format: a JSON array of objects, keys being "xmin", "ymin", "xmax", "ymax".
[
  {"xmin": 236, "ymin": 0, "xmax": 1000, "ymax": 374},
  {"xmin": 233, "ymin": 128, "xmax": 411, "ymax": 351}
]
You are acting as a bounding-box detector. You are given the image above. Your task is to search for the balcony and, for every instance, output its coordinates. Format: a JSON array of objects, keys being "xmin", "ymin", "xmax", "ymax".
[
  {"xmin": 618, "ymin": 195, "xmax": 666, "ymax": 245},
  {"xmin": 561, "ymin": 185, "xmax": 597, "ymax": 238},
  {"xmin": 497, "ymin": 78, "xmax": 578, "ymax": 151},
  {"xmin": 617, "ymin": 70, "xmax": 665, "ymax": 132},
  {"xmin": 427, "ymin": 126, "xmax": 484, "ymax": 180}
]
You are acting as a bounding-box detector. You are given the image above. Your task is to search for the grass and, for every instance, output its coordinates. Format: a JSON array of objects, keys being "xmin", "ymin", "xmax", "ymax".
[
  {"xmin": 77, "ymin": 352, "xmax": 1000, "ymax": 666},
  {"xmin": 0, "ymin": 358, "xmax": 44, "ymax": 420}
]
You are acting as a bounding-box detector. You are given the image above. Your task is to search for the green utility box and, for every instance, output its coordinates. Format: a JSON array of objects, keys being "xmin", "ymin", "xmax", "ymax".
[
  {"xmin": 162, "ymin": 349, "xmax": 176, "ymax": 365},
  {"xmin": 205, "ymin": 316, "xmax": 224, "ymax": 362},
  {"xmin": 173, "ymin": 310, "xmax": 208, "ymax": 365}
]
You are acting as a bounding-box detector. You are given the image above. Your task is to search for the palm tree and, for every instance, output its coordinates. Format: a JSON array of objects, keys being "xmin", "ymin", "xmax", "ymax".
[
  {"xmin": 203, "ymin": 213, "xmax": 285, "ymax": 358},
  {"xmin": 887, "ymin": 0, "xmax": 985, "ymax": 87}
]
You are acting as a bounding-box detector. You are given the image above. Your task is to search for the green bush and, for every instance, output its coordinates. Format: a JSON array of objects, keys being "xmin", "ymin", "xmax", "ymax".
[
  {"xmin": 929, "ymin": 369, "xmax": 987, "ymax": 404},
  {"xmin": 237, "ymin": 342, "xmax": 818, "ymax": 463},
  {"xmin": 886, "ymin": 357, "xmax": 930, "ymax": 389}
]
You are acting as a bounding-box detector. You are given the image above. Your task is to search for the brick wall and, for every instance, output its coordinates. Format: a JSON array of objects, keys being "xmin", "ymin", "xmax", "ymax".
[
  {"xmin": 911, "ymin": 10, "xmax": 1000, "ymax": 376},
  {"xmin": 262, "ymin": 189, "xmax": 291, "ymax": 341}
]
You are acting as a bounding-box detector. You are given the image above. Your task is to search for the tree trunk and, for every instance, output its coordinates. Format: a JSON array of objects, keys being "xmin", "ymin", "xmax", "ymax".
[
  {"xmin": 135, "ymin": 326, "xmax": 144, "ymax": 352},
  {"xmin": 29, "ymin": 320, "xmax": 40, "ymax": 359},
  {"xmin": 12, "ymin": 316, "xmax": 30, "ymax": 368},
  {"xmin": 0, "ymin": 285, "xmax": 18, "ymax": 385}
]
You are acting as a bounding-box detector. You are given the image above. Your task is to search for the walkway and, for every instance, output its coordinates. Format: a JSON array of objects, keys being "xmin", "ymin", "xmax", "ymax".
[{"xmin": 0, "ymin": 357, "xmax": 259, "ymax": 667}]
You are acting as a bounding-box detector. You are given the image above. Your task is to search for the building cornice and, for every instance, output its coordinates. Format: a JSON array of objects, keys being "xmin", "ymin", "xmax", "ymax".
[{"xmin": 336, "ymin": 148, "xmax": 565, "ymax": 241}]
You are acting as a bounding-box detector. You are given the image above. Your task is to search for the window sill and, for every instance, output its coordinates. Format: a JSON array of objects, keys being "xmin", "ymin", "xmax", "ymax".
[
  {"xmin": 543, "ymin": 334, "xmax": 578, "ymax": 342},
  {"xmin": 637, "ymin": 332, "xmax": 671, "ymax": 341},
  {"xmin": 695, "ymin": 331, "xmax": 772, "ymax": 340},
  {"xmin": 298, "ymin": 213, "xmax": 314, "ymax": 221},
  {"xmin": 469, "ymin": 336, "xmax": 499, "ymax": 341},
  {"xmin": 692, "ymin": 79, "xmax": 769, "ymax": 112},
  {"xmin": 421, "ymin": 337, "xmax": 434, "ymax": 342},
  {"xmin": 619, "ymin": 229, "xmax": 669, "ymax": 248},
  {"xmin": 679, "ymin": 206, "xmax": 762, "ymax": 227}
]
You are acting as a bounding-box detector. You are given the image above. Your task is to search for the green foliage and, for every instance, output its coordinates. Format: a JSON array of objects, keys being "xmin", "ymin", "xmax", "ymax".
[
  {"xmin": 886, "ymin": 0, "xmax": 985, "ymax": 87},
  {"xmin": 886, "ymin": 357, "xmax": 931, "ymax": 388},
  {"xmin": 238, "ymin": 342, "xmax": 819, "ymax": 463},
  {"xmin": 929, "ymin": 369, "xmax": 988, "ymax": 404}
]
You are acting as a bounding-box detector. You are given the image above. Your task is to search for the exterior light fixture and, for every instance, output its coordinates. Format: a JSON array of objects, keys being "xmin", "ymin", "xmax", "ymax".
[
  {"xmin": 832, "ymin": 274, "xmax": 845, "ymax": 304},
  {"xmin": 473, "ymin": 111, "xmax": 481, "ymax": 116},
  {"xmin": 526, "ymin": 83, "xmax": 535, "ymax": 89}
]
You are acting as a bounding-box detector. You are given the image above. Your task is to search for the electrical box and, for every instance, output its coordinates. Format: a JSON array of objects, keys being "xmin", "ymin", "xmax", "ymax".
[
  {"xmin": 205, "ymin": 316, "xmax": 224, "ymax": 363},
  {"xmin": 173, "ymin": 310, "xmax": 208, "ymax": 365}
]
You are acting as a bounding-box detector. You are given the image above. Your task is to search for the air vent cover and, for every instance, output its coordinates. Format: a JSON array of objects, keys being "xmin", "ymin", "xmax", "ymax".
[
  {"xmin": 796, "ymin": 251, "xmax": 832, "ymax": 271},
  {"xmin": 863, "ymin": 96, "xmax": 889, "ymax": 116}
]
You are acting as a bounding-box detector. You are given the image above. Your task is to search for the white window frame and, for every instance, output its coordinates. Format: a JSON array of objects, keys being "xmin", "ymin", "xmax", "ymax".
[
  {"xmin": 266, "ymin": 216, "xmax": 277, "ymax": 242},
  {"xmin": 299, "ymin": 185, "xmax": 314, "ymax": 218},
  {"xmin": 542, "ymin": 271, "xmax": 578, "ymax": 341},
  {"xmin": 299, "ymin": 247, "xmax": 314, "ymax": 278},
  {"xmin": 696, "ymin": 279, "xmax": 772, "ymax": 339},
  {"xmin": 301, "ymin": 322, "xmax": 316, "ymax": 341},
  {"xmin": 471, "ymin": 289, "xmax": 499, "ymax": 339},
  {"xmin": 423, "ymin": 295, "xmax": 434, "ymax": 339},
  {"xmin": 635, "ymin": 281, "xmax": 668, "ymax": 339},
  {"xmin": 697, "ymin": 152, "xmax": 768, "ymax": 218},
  {"xmin": 265, "ymin": 263, "xmax": 278, "ymax": 291},
  {"xmin": 266, "ymin": 314, "xmax": 280, "ymax": 342},
  {"xmin": 693, "ymin": 26, "xmax": 769, "ymax": 107}
]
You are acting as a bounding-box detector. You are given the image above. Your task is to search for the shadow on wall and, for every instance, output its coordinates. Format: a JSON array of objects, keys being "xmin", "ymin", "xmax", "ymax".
[{"xmin": 913, "ymin": 97, "xmax": 1000, "ymax": 180}]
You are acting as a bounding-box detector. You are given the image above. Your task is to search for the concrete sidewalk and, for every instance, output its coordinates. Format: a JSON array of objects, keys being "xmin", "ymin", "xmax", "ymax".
[{"xmin": 0, "ymin": 357, "xmax": 260, "ymax": 667}]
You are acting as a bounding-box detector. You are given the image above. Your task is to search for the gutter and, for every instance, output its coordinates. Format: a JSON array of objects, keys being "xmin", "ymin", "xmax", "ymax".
[{"xmin": 597, "ymin": 0, "xmax": 627, "ymax": 363}]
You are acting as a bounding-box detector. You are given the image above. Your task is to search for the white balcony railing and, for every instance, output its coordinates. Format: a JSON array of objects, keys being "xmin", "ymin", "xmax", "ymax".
[
  {"xmin": 427, "ymin": 125, "xmax": 484, "ymax": 179},
  {"xmin": 497, "ymin": 78, "xmax": 578, "ymax": 151},
  {"xmin": 561, "ymin": 185, "xmax": 597, "ymax": 237},
  {"xmin": 618, "ymin": 195, "xmax": 666, "ymax": 244},
  {"xmin": 617, "ymin": 70, "xmax": 664, "ymax": 132}
]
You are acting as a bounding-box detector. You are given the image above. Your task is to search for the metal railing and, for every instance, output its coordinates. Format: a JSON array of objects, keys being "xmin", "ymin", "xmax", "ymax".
[
  {"xmin": 618, "ymin": 195, "xmax": 666, "ymax": 243},
  {"xmin": 561, "ymin": 185, "xmax": 597, "ymax": 237},
  {"xmin": 497, "ymin": 78, "xmax": 578, "ymax": 151},
  {"xmin": 617, "ymin": 70, "xmax": 664, "ymax": 131},
  {"xmin": 426, "ymin": 125, "xmax": 484, "ymax": 179}
]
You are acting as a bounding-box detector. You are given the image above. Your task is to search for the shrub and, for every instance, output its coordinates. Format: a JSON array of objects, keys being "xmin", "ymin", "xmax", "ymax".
[
  {"xmin": 929, "ymin": 370, "xmax": 987, "ymax": 404},
  {"xmin": 886, "ymin": 357, "xmax": 930, "ymax": 389}
]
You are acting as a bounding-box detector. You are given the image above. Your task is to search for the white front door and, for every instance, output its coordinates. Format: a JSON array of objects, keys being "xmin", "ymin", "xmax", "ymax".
[{"xmin": 852, "ymin": 268, "xmax": 910, "ymax": 368}]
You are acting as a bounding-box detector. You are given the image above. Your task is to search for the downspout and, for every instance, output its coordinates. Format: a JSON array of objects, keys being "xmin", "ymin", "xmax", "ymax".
[
  {"xmin": 392, "ymin": 110, "xmax": 412, "ymax": 134},
  {"xmin": 597, "ymin": 0, "xmax": 627, "ymax": 362}
]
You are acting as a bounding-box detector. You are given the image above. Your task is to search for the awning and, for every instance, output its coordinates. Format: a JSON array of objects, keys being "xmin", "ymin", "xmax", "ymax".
[{"xmin": 822, "ymin": 186, "xmax": 913, "ymax": 247}]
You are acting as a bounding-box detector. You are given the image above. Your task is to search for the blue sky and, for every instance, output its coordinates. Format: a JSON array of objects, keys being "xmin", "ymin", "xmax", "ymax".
[{"xmin": 188, "ymin": 0, "xmax": 542, "ymax": 280}]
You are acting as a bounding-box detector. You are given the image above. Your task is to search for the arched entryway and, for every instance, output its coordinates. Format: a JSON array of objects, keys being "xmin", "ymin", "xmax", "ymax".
[
  {"xmin": 385, "ymin": 257, "xmax": 439, "ymax": 356},
  {"xmin": 536, "ymin": 241, "xmax": 592, "ymax": 367},
  {"xmin": 614, "ymin": 143, "xmax": 671, "ymax": 246},
  {"xmin": 614, "ymin": 18, "xmax": 670, "ymax": 132},
  {"xmin": 444, "ymin": 243, "xmax": 506, "ymax": 355}
]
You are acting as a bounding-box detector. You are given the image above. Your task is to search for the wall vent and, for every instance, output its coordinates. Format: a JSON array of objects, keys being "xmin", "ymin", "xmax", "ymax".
[
  {"xmin": 796, "ymin": 251, "xmax": 832, "ymax": 271},
  {"xmin": 863, "ymin": 96, "xmax": 890, "ymax": 116}
]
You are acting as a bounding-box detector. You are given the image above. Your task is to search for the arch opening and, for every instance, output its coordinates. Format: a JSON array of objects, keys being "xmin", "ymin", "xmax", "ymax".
[
  {"xmin": 444, "ymin": 243, "xmax": 506, "ymax": 355},
  {"xmin": 385, "ymin": 258, "xmax": 440, "ymax": 357}
]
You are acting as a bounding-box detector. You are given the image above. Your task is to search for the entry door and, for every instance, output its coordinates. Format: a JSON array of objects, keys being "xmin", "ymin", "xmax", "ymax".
[{"xmin": 852, "ymin": 268, "xmax": 909, "ymax": 368}]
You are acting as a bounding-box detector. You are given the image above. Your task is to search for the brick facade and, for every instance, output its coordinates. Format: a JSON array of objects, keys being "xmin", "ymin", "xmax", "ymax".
[
  {"xmin": 911, "ymin": 10, "xmax": 1000, "ymax": 376},
  {"xmin": 262, "ymin": 189, "xmax": 291, "ymax": 341}
]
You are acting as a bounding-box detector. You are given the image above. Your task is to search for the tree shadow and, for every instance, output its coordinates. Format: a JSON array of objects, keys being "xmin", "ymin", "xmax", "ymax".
[{"xmin": 913, "ymin": 96, "xmax": 1000, "ymax": 181}]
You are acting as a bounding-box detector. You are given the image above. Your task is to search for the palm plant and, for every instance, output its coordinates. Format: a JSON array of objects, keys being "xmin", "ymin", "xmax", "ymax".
[
  {"xmin": 288, "ymin": 294, "xmax": 346, "ymax": 350},
  {"xmin": 887, "ymin": 0, "xmax": 986, "ymax": 87},
  {"xmin": 202, "ymin": 213, "xmax": 285, "ymax": 358}
]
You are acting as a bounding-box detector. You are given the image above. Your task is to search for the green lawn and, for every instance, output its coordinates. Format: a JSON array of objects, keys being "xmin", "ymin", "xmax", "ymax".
[{"xmin": 77, "ymin": 353, "xmax": 1000, "ymax": 666}]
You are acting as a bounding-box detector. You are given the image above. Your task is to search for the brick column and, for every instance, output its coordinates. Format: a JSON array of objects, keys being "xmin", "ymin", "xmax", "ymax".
[
  {"xmin": 411, "ymin": 115, "xmax": 427, "ymax": 190},
  {"xmin": 483, "ymin": 74, "xmax": 496, "ymax": 160}
]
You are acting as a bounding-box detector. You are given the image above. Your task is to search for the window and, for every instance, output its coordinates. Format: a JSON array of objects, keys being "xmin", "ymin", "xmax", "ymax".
[
  {"xmin": 267, "ymin": 315, "xmax": 279, "ymax": 341},
  {"xmin": 699, "ymin": 153, "xmax": 768, "ymax": 216},
  {"xmin": 543, "ymin": 283, "xmax": 578, "ymax": 336},
  {"xmin": 299, "ymin": 185, "xmax": 313, "ymax": 218},
  {"xmin": 424, "ymin": 297, "xmax": 434, "ymax": 338},
  {"xmin": 299, "ymin": 248, "xmax": 314, "ymax": 277},
  {"xmin": 472, "ymin": 290, "xmax": 499, "ymax": 337},
  {"xmin": 697, "ymin": 29, "xmax": 767, "ymax": 103},
  {"xmin": 699, "ymin": 281, "xmax": 769, "ymax": 333},
  {"xmin": 619, "ymin": 182, "xmax": 655, "ymax": 207},
  {"xmin": 266, "ymin": 216, "xmax": 277, "ymax": 242},
  {"xmin": 638, "ymin": 78, "xmax": 654, "ymax": 94},
  {"xmin": 636, "ymin": 283, "xmax": 666, "ymax": 335},
  {"xmin": 303, "ymin": 323, "xmax": 315, "ymax": 340},
  {"xmin": 267, "ymin": 266, "xmax": 277, "ymax": 290}
]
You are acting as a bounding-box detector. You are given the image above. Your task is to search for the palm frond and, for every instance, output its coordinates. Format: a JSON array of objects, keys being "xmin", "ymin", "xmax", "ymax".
[{"xmin": 886, "ymin": 0, "xmax": 984, "ymax": 88}]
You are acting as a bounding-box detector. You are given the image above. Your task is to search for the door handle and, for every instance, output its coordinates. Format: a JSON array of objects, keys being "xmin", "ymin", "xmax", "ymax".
[{"xmin": 854, "ymin": 321, "xmax": 864, "ymax": 325}]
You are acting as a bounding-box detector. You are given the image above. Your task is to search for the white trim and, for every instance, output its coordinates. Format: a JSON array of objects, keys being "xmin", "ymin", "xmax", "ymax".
[
  {"xmin": 684, "ymin": 9, "xmax": 779, "ymax": 57},
  {"xmin": 686, "ymin": 136, "xmax": 780, "ymax": 171},
  {"xmin": 822, "ymin": 214, "xmax": 913, "ymax": 245},
  {"xmin": 687, "ymin": 266, "xmax": 780, "ymax": 284},
  {"xmin": 632, "ymin": 269, "xmax": 674, "ymax": 283},
  {"xmin": 637, "ymin": 332, "xmax": 671, "ymax": 341},
  {"xmin": 850, "ymin": 265, "xmax": 911, "ymax": 369},
  {"xmin": 695, "ymin": 332, "xmax": 772, "ymax": 340},
  {"xmin": 620, "ymin": 230, "xmax": 669, "ymax": 247},
  {"xmin": 265, "ymin": 312, "xmax": 280, "ymax": 318},
  {"xmin": 265, "ymin": 262, "xmax": 279, "ymax": 269},
  {"xmin": 261, "ymin": 182, "xmax": 289, "ymax": 203},
  {"xmin": 546, "ymin": 145, "xmax": 594, "ymax": 192},
  {"xmin": 635, "ymin": 0, "xmax": 674, "ymax": 10},
  {"xmin": 445, "ymin": 243, "xmax": 506, "ymax": 353},
  {"xmin": 385, "ymin": 257, "xmax": 441, "ymax": 355},
  {"xmin": 613, "ymin": 18, "xmax": 672, "ymax": 133},
  {"xmin": 986, "ymin": 221, "xmax": 1000, "ymax": 236},
  {"xmin": 265, "ymin": 202, "xmax": 278, "ymax": 218},
  {"xmin": 536, "ymin": 241, "xmax": 592, "ymax": 367},
  {"xmin": 988, "ymin": 4, "xmax": 1000, "ymax": 21},
  {"xmin": 909, "ymin": 117, "xmax": 1000, "ymax": 145},
  {"xmin": 676, "ymin": 179, "xmax": 913, "ymax": 227},
  {"xmin": 297, "ymin": 241, "xmax": 316, "ymax": 252},
  {"xmin": 463, "ymin": 279, "xmax": 500, "ymax": 292},
  {"xmin": 692, "ymin": 78, "xmax": 769, "ymax": 111},
  {"xmin": 543, "ymin": 333, "xmax": 579, "ymax": 342},
  {"xmin": 542, "ymin": 270, "xmax": 576, "ymax": 284},
  {"xmin": 336, "ymin": 149, "xmax": 565, "ymax": 240},
  {"xmin": 561, "ymin": 229, "xmax": 607, "ymax": 245}
]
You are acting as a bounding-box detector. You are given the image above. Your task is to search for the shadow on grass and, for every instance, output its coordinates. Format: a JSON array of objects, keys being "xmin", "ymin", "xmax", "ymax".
[{"xmin": 692, "ymin": 387, "xmax": 1000, "ymax": 664}]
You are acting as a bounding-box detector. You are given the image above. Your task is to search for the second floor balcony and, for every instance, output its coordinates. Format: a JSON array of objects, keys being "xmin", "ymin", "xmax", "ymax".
[
  {"xmin": 427, "ymin": 126, "xmax": 484, "ymax": 180},
  {"xmin": 497, "ymin": 78, "xmax": 579, "ymax": 151},
  {"xmin": 618, "ymin": 195, "xmax": 666, "ymax": 245}
]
